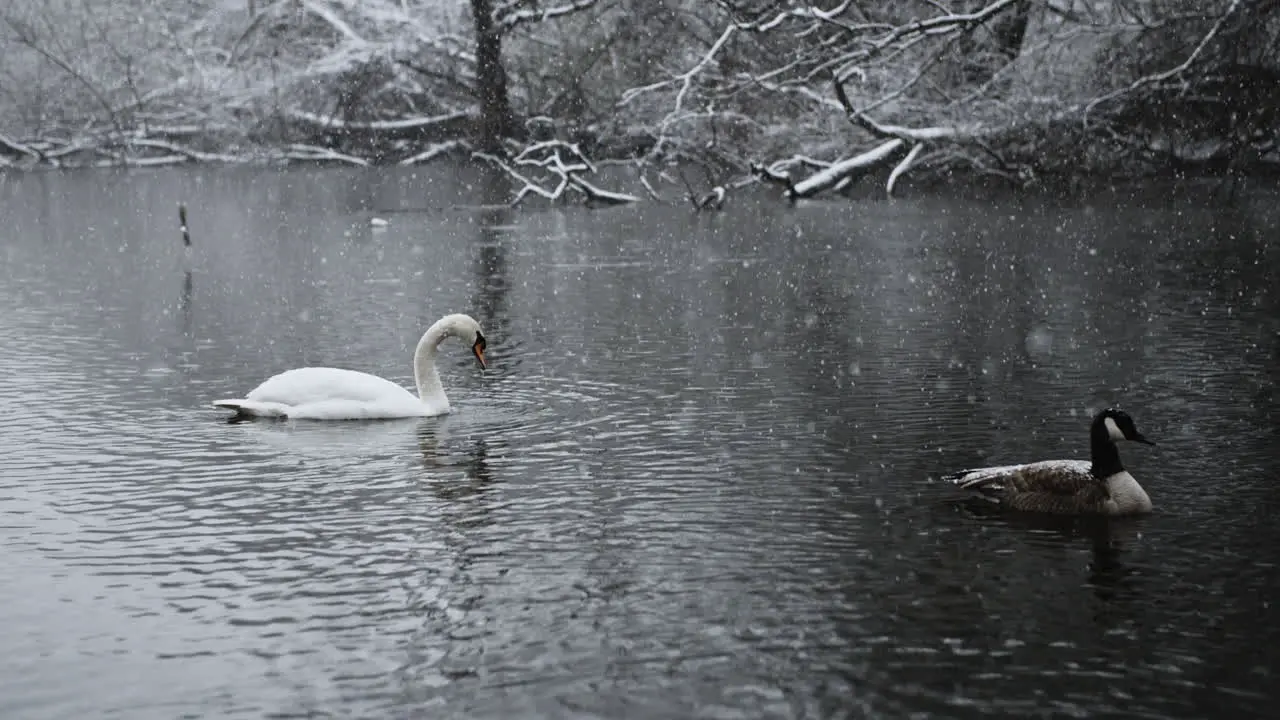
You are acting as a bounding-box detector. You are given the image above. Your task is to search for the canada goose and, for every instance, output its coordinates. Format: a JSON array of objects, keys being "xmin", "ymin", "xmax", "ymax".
[{"xmin": 942, "ymin": 408, "xmax": 1155, "ymax": 516}]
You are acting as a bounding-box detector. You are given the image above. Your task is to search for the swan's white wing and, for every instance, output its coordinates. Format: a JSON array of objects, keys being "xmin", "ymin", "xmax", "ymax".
[
  {"xmin": 213, "ymin": 367, "xmax": 437, "ymax": 420},
  {"xmin": 246, "ymin": 367, "xmax": 417, "ymax": 406},
  {"xmin": 285, "ymin": 397, "xmax": 433, "ymax": 420}
]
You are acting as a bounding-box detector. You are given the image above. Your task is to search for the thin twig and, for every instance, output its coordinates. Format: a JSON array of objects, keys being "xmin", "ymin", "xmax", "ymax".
[{"xmin": 1082, "ymin": 0, "xmax": 1243, "ymax": 123}]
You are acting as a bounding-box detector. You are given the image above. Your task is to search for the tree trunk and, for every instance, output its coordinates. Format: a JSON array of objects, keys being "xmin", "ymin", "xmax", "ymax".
[
  {"xmin": 470, "ymin": 0, "xmax": 516, "ymax": 153},
  {"xmin": 993, "ymin": 0, "xmax": 1032, "ymax": 60}
]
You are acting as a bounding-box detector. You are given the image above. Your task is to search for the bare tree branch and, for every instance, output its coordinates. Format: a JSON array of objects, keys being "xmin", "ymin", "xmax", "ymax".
[
  {"xmin": 2, "ymin": 15, "xmax": 123, "ymax": 135},
  {"xmin": 227, "ymin": 0, "xmax": 291, "ymax": 65},
  {"xmin": 619, "ymin": 25, "xmax": 736, "ymax": 107},
  {"xmin": 1082, "ymin": 0, "xmax": 1244, "ymax": 122}
]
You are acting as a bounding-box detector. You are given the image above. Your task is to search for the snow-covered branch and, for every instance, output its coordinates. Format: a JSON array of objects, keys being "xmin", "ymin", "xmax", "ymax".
[
  {"xmin": 476, "ymin": 151, "xmax": 570, "ymax": 204},
  {"xmin": 125, "ymin": 138, "xmax": 238, "ymax": 163},
  {"xmin": 496, "ymin": 0, "xmax": 600, "ymax": 32},
  {"xmin": 886, "ymin": 142, "xmax": 925, "ymax": 197},
  {"xmin": 474, "ymin": 140, "xmax": 637, "ymax": 207},
  {"xmin": 299, "ymin": 0, "xmax": 367, "ymax": 45},
  {"xmin": 790, "ymin": 139, "xmax": 906, "ymax": 197},
  {"xmin": 0, "ymin": 132, "xmax": 40, "ymax": 161},
  {"xmin": 282, "ymin": 143, "xmax": 370, "ymax": 165},
  {"xmin": 399, "ymin": 140, "xmax": 468, "ymax": 166},
  {"xmin": 744, "ymin": 2, "xmax": 870, "ymax": 34},
  {"xmin": 831, "ymin": 74, "xmax": 962, "ymax": 143},
  {"xmin": 619, "ymin": 25, "xmax": 737, "ymax": 108}
]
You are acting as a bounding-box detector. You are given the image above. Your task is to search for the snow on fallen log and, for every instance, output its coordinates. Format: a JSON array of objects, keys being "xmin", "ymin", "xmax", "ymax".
[
  {"xmin": 282, "ymin": 144, "xmax": 369, "ymax": 166},
  {"xmin": 569, "ymin": 176, "xmax": 640, "ymax": 206},
  {"xmin": 0, "ymin": 132, "xmax": 40, "ymax": 161},
  {"xmin": 399, "ymin": 140, "xmax": 468, "ymax": 165},
  {"xmin": 792, "ymin": 139, "xmax": 905, "ymax": 196},
  {"xmin": 285, "ymin": 109, "xmax": 472, "ymax": 132}
]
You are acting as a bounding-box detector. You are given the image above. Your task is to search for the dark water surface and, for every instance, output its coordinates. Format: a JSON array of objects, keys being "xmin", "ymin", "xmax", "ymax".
[{"xmin": 1, "ymin": 167, "xmax": 1277, "ymax": 719}]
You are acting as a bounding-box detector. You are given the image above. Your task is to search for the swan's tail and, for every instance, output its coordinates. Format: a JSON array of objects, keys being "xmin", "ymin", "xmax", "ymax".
[{"xmin": 212, "ymin": 399, "xmax": 291, "ymax": 418}]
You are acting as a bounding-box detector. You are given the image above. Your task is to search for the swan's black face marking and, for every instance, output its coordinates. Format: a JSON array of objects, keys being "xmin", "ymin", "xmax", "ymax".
[{"xmin": 472, "ymin": 332, "xmax": 487, "ymax": 369}]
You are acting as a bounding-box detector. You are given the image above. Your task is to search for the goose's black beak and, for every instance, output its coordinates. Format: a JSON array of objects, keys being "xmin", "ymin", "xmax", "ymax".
[
  {"xmin": 1134, "ymin": 434, "xmax": 1154, "ymax": 446},
  {"xmin": 472, "ymin": 340, "xmax": 487, "ymax": 370}
]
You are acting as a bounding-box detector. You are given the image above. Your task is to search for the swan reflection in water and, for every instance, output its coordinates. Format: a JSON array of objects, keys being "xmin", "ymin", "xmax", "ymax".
[{"xmin": 417, "ymin": 423, "xmax": 494, "ymax": 503}]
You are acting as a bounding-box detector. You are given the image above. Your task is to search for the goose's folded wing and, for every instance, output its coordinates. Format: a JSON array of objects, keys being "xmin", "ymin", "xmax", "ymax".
[{"xmin": 945, "ymin": 460, "xmax": 1094, "ymax": 495}]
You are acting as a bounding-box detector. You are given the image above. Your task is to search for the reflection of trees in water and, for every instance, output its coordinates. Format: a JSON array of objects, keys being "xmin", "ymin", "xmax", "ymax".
[
  {"xmin": 792, "ymin": 272, "xmax": 861, "ymax": 447},
  {"xmin": 398, "ymin": 172, "xmax": 521, "ymax": 687},
  {"xmin": 168, "ymin": 264, "xmax": 198, "ymax": 378},
  {"xmin": 400, "ymin": 422, "xmax": 503, "ymax": 684},
  {"xmin": 417, "ymin": 423, "xmax": 495, "ymax": 509},
  {"xmin": 784, "ymin": 223, "xmax": 1007, "ymax": 467},
  {"xmin": 472, "ymin": 169, "xmax": 514, "ymax": 347},
  {"xmin": 180, "ymin": 269, "xmax": 193, "ymax": 337},
  {"xmin": 934, "ymin": 214, "xmax": 1097, "ymax": 426}
]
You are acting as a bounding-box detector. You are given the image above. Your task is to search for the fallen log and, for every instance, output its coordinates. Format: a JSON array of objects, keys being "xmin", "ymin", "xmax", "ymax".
[
  {"xmin": 399, "ymin": 140, "xmax": 469, "ymax": 165},
  {"xmin": 126, "ymin": 138, "xmax": 239, "ymax": 163},
  {"xmin": 284, "ymin": 109, "xmax": 473, "ymax": 135},
  {"xmin": 750, "ymin": 71, "xmax": 1007, "ymax": 201},
  {"xmin": 281, "ymin": 143, "xmax": 369, "ymax": 166},
  {"xmin": 0, "ymin": 132, "xmax": 41, "ymax": 162},
  {"xmin": 570, "ymin": 175, "xmax": 640, "ymax": 207}
]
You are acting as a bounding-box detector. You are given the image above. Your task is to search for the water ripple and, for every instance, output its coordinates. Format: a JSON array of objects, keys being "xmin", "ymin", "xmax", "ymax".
[{"xmin": 1, "ymin": 175, "xmax": 1277, "ymax": 719}]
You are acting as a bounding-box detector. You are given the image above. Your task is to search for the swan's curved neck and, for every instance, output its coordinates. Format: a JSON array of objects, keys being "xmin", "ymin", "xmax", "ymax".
[{"xmin": 413, "ymin": 317, "xmax": 456, "ymax": 406}]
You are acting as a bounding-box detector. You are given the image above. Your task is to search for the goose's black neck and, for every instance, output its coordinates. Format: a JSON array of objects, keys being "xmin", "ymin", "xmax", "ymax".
[{"xmin": 1088, "ymin": 421, "xmax": 1124, "ymax": 479}]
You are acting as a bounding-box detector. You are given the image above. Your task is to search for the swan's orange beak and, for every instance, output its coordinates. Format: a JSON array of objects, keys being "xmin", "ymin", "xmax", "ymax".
[{"xmin": 472, "ymin": 341, "xmax": 487, "ymax": 369}]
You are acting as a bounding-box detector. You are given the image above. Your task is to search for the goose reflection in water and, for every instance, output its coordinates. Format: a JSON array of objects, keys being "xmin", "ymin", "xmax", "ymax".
[
  {"xmin": 1081, "ymin": 517, "xmax": 1145, "ymax": 606},
  {"xmin": 956, "ymin": 500, "xmax": 1147, "ymax": 607}
]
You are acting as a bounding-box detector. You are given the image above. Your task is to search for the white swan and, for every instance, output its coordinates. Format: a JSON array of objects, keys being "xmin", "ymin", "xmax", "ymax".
[{"xmin": 213, "ymin": 313, "xmax": 487, "ymax": 420}]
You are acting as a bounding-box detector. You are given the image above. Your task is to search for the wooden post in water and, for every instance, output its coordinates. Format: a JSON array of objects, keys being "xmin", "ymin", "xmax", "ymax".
[{"xmin": 179, "ymin": 203, "xmax": 191, "ymax": 248}]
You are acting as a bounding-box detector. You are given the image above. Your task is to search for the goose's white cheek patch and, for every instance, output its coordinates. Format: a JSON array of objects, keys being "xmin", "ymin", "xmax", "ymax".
[{"xmin": 1104, "ymin": 417, "xmax": 1125, "ymax": 441}]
